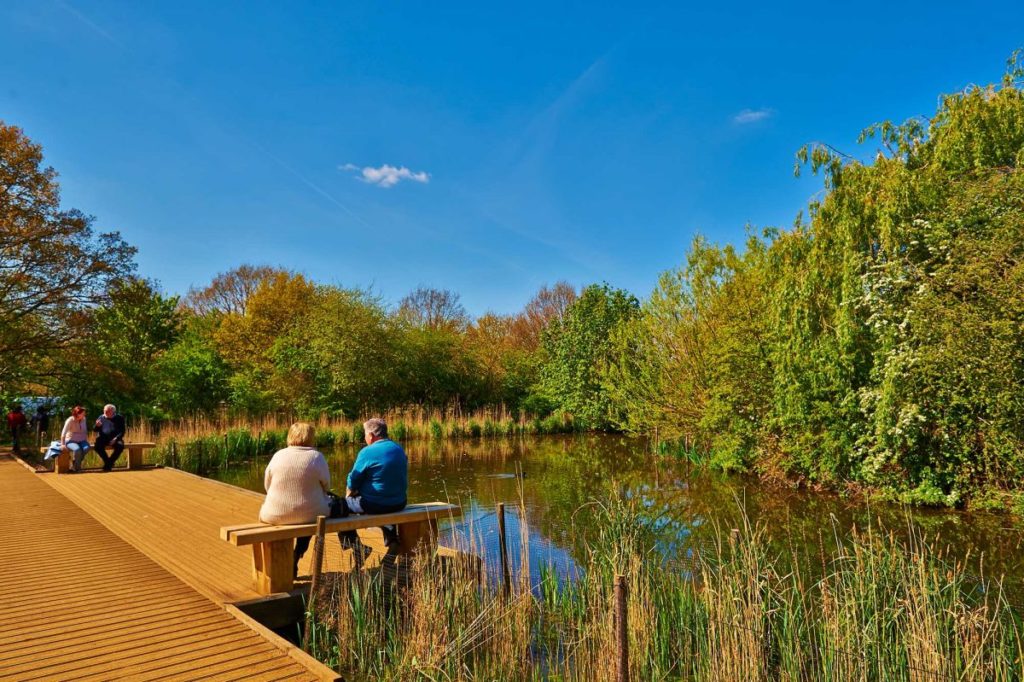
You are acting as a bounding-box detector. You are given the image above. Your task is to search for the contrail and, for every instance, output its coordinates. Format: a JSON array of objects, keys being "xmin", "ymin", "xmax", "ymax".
[
  {"xmin": 55, "ymin": 0, "xmax": 125, "ymax": 48},
  {"xmin": 252, "ymin": 143, "xmax": 376, "ymax": 231}
]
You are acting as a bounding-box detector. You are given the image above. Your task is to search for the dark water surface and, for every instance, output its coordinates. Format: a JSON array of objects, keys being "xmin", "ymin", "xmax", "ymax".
[{"xmin": 211, "ymin": 435, "xmax": 1024, "ymax": 592}]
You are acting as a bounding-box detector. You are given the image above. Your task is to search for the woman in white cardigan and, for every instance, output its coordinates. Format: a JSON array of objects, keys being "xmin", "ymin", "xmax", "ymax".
[{"xmin": 259, "ymin": 422, "xmax": 332, "ymax": 574}]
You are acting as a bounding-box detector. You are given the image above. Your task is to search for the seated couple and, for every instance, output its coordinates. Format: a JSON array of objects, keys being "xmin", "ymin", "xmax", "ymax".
[
  {"xmin": 259, "ymin": 418, "xmax": 408, "ymax": 574},
  {"xmin": 58, "ymin": 404, "xmax": 126, "ymax": 472}
]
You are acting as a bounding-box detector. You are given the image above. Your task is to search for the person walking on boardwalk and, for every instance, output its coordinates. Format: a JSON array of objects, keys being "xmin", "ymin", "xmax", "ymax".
[
  {"xmin": 93, "ymin": 404, "xmax": 126, "ymax": 472},
  {"xmin": 6, "ymin": 405, "xmax": 27, "ymax": 455},
  {"xmin": 338, "ymin": 417, "xmax": 409, "ymax": 550},
  {"xmin": 61, "ymin": 406, "xmax": 91, "ymax": 472}
]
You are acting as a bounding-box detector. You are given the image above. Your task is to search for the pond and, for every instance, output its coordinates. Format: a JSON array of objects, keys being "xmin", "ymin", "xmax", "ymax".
[{"xmin": 211, "ymin": 434, "xmax": 1024, "ymax": 597}]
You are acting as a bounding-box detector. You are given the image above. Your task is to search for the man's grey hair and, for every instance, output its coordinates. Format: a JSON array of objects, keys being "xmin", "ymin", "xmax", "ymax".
[
  {"xmin": 104, "ymin": 404, "xmax": 116, "ymax": 413},
  {"xmin": 363, "ymin": 418, "xmax": 388, "ymax": 439}
]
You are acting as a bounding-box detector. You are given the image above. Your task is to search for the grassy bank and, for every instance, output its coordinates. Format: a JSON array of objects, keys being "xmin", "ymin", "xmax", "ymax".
[
  {"xmin": 142, "ymin": 408, "xmax": 578, "ymax": 474},
  {"xmin": 305, "ymin": 499, "xmax": 1024, "ymax": 681}
]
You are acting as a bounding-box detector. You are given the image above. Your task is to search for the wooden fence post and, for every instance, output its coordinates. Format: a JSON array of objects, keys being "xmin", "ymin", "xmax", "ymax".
[
  {"xmin": 497, "ymin": 503, "xmax": 511, "ymax": 597},
  {"xmin": 302, "ymin": 515, "xmax": 328, "ymax": 652},
  {"xmin": 615, "ymin": 574, "xmax": 629, "ymax": 682}
]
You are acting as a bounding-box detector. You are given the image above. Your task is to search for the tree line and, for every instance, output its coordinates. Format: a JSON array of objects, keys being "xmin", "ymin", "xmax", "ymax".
[{"xmin": 3, "ymin": 55, "xmax": 1023, "ymax": 504}]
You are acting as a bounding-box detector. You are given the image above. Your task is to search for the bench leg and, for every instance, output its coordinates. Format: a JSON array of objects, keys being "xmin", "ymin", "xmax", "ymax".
[
  {"xmin": 126, "ymin": 446, "xmax": 144, "ymax": 470},
  {"xmin": 397, "ymin": 519, "xmax": 438, "ymax": 555},
  {"xmin": 252, "ymin": 540, "xmax": 294, "ymax": 595},
  {"xmin": 53, "ymin": 450, "xmax": 70, "ymax": 475}
]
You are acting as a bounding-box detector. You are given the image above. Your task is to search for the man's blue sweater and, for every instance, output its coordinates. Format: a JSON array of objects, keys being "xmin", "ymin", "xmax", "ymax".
[{"xmin": 347, "ymin": 439, "xmax": 408, "ymax": 506}]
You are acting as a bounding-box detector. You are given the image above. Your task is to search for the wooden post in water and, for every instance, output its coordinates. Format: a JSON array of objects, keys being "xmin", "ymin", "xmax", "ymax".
[
  {"xmin": 497, "ymin": 502, "xmax": 511, "ymax": 597},
  {"xmin": 302, "ymin": 515, "xmax": 327, "ymax": 652},
  {"xmin": 614, "ymin": 574, "xmax": 629, "ymax": 682}
]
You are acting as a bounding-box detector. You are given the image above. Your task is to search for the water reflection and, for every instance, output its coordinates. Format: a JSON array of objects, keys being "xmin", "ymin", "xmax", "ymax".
[{"xmin": 212, "ymin": 434, "xmax": 1024, "ymax": 594}]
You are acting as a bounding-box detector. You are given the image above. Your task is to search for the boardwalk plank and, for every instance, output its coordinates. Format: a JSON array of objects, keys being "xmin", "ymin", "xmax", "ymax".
[{"xmin": 0, "ymin": 455, "xmax": 326, "ymax": 681}]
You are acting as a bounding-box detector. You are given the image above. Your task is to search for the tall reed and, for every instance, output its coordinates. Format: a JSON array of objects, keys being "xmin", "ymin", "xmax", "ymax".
[
  {"xmin": 308, "ymin": 498, "xmax": 1024, "ymax": 681},
  {"xmin": 143, "ymin": 407, "xmax": 578, "ymax": 474}
]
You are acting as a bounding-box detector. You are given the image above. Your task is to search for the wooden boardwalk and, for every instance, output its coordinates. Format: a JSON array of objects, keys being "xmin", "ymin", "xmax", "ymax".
[
  {"xmin": 39, "ymin": 465, "xmax": 389, "ymax": 605},
  {"xmin": 0, "ymin": 455, "xmax": 340, "ymax": 681}
]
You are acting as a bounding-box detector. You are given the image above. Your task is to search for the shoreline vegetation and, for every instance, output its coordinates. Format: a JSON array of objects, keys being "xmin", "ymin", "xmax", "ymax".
[
  {"xmin": 305, "ymin": 498, "xmax": 1024, "ymax": 681},
  {"xmin": 138, "ymin": 408, "xmax": 579, "ymax": 474}
]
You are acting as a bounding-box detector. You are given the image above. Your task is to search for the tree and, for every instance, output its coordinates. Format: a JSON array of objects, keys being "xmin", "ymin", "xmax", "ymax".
[
  {"xmin": 466, "ymin": 313, "xmax": 537, "ymax": 407},
  {"xmin": 513, "ymin": 281, "xmax": 577, "ymax": 350},
  {"xmin": 0, "ymin": 122, "xmax": 136, "ymax": 393},
  {"xmin": 153, "ymin": 314, "xmax": 230, "ymax": 416},
  {"xmin": 213, "ymin": 271, "xmax": 316, "ymax": 412},
  {"xmin": 538, "ymin": 284, "xmax": 639, "ymax": 429},
  {"xmin": 271, "ymin": 286, "xmax": 399, "ymax": 416},
  {"xmin": 604, "ymin": 235, "xmax": 774, "ymax": 470},
  {"xmin": 182, "ymin": 264, "xmax": 280, "ymax": 316},
  {"xmin": 65, "ymin": 279, "xmax": 181, "ymax": 414},
  {"xmin": 398, "ymin": 287, "xmax": 469, "ymax": 332}
]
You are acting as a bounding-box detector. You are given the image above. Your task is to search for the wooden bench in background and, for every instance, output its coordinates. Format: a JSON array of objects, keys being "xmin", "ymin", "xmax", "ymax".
[
  {"xmin": 220, "ymin": 502, "xmax": 461, "ymax": 595},
  {"xmin": 41, "ymin": 442, "xmax": 157, "ymax": 474}
]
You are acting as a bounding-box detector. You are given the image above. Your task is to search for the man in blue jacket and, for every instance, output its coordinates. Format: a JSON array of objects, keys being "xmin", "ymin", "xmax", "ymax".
[{"xmin": 338, "ymin": 417, "xmax": 408, "ymax": 550}]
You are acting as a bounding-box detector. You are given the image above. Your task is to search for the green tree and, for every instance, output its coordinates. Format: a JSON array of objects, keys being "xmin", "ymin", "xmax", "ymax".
[
  {"xmin": 62, "ymin": 279, "xmax": 180, "ymax": 414},
  {"xmin": 0, "ymin": 122, "xmax": 136, "ymax": 394},
  {"xmin": 605, "ymin": 235, "xmax": 774, "ymax": 470},
  {"xmin": 538, "ymin": 284, "xmax": 639, "ymax": 429},
  {"xmin": 270, "ymin": 286, "xmax": 399, "ymax": 416},
  {"xmin": 153, "ymin": 314, "xmax": 230, "ymax": 416}
]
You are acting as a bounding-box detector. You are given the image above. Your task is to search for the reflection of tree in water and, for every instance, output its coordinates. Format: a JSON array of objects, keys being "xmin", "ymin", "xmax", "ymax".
[{"xmin": 210, "ymin": 434, "xmax": 1024, "ymax": 596}]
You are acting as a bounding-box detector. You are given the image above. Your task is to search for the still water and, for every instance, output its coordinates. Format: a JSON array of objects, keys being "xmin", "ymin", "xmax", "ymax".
[{"xmin": 211, "ymin": 435, "xmax": 1024, "ymax": 591}]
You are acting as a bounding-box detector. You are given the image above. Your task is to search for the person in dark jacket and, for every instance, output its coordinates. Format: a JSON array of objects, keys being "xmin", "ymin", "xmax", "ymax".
[
  {"xmin": 6, "ymin": 405, "xmax": 27, "ymax": 455},
  {"xmin": 93, "ymin": 404, "xmax": 126, "ymax": 472},
  {"xmin": 30, "ymin": 405, "xmax": 50, "ymax": 447}
]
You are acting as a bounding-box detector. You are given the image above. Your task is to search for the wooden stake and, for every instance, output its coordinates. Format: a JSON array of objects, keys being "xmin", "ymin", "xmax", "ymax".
[
  {"xmin": 615, "ymin": 574, "xmax": 629, "ymax": 682},
  {"xmin": 497, "ymin": 502, "xmax": 511, "ymax": 597},
  {"xmin": 302, "ymin": 515, "xmax": 327, "ymax": 652}
]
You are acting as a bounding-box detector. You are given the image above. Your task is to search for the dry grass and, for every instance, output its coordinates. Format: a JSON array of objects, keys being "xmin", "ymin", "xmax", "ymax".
[
  {"xmin": 138, "ymin": 407, "xmax": 577, "ymax": 473},
  {"xmin": 303, "ymin": 499, "xmax": 1024, "ymax": 681}
]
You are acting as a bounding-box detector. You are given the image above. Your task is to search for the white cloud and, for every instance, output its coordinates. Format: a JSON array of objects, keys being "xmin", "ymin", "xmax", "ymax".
[
  {"xmin": 732, "ymin": 108, "xmax": 775, "ymax": 124},
  {"xmin": 339, "ymin": 163, "xmax": 430, "ymax": 188}
]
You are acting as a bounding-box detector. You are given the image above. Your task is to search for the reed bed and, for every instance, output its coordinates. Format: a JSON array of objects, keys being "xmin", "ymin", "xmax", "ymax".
[
  {"xmin": 305, "ymin": 498, "xmax": 1024, "ymax": 681},
  {"xmin": 141, "ymin": 407, "xmax": 577, "ymax": 474}
]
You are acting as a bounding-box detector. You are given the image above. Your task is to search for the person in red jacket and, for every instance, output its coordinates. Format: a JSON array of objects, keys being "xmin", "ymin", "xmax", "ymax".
[{"xmin": 6, "ymin": 405, "xmax": 28, "ymax": 455}]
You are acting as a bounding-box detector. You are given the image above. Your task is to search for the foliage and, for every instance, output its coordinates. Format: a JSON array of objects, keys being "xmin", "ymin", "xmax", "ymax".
[
  {"xmin": 271, "ymin": 286, "xmax": 399, "ymax": 416},
  {"xmin": 605, "ymin": 235, "xmax": 774, "ymax": 471},
  {"xmin": 152, "ymin": 314, "xmax": 230, "ymax": 415},
  {"xmin": 62, "ymin": 278, "xmax": 180, "ymax": 414},
  {"xmin": 606, "ymin": 56, "xmax": 1024, "ymax": 504},
  {"xmin": 0, "ymin": 121, "xmax": 136, "ymax": 394},
  {"xmin": 539, "ymin": 284, "xmax": 639, "ymax": 429}
]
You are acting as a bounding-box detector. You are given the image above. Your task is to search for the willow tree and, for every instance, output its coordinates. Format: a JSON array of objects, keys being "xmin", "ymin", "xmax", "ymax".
[
  {"xmin": 776, "ymin": 53, "xmax": 1024, "ymax": 498},
  {"xmin": 0, "ymin": 122, "xmax": 136, "ymax": 395}
]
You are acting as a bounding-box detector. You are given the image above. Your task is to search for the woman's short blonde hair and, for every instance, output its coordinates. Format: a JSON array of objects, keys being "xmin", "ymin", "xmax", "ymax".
[{"xmin": 287, "ymin": 422, "xmax": 316, "ymax": 447}]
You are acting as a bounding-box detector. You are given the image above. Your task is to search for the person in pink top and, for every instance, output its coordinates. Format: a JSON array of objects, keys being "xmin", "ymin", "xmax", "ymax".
[{"xmin": 61, "ymin": 405, "xmax": 91, "ymax": 472}]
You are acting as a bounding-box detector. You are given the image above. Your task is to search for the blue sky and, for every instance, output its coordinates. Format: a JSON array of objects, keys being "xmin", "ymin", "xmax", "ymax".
[{"xmin": 2, "ymin": 1, "xmax": 1022, "ymax": 315}]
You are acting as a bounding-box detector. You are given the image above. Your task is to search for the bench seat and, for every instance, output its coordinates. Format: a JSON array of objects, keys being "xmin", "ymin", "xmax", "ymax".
[
  {"xmin": 41, "ymin": 442, "xmax": 156, "ymax": 474},
  {"xmin": 220, "ymin": 502, "xmax": 460, "ymax": 595}
]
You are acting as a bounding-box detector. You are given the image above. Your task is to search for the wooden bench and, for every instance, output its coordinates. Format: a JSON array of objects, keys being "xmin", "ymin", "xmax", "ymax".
[
  {"xmin": 220, "ymin": 502, "xmax": 461, "ymax": 595},
  {"xmin": 41, "ymin": 442, "xmax": 157, "ymax": 474}
]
